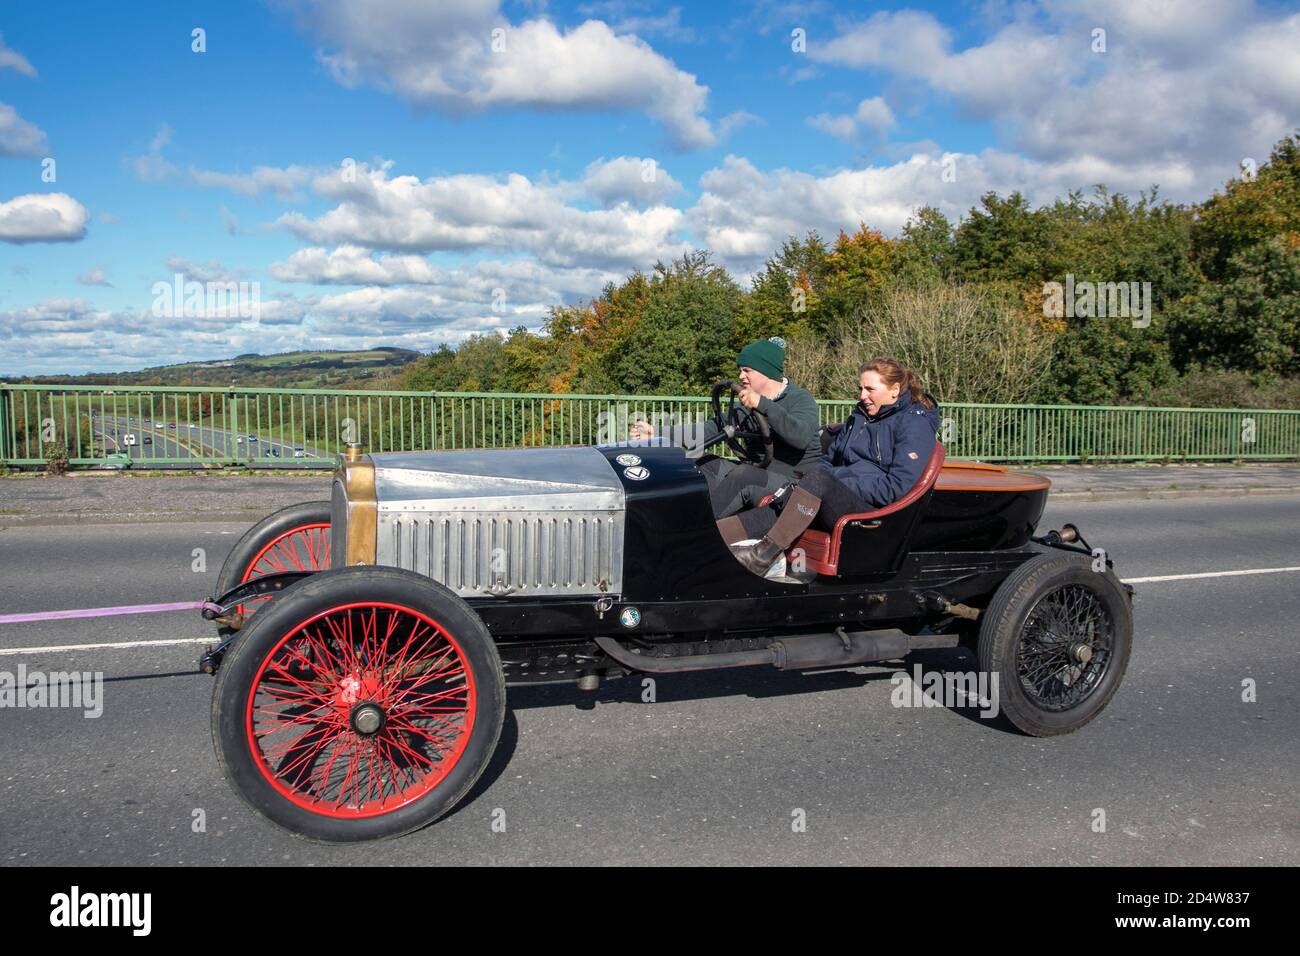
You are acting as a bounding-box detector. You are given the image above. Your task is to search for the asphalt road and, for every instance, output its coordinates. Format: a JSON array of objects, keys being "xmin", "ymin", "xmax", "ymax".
[
  {"xmin": 93, "ymin": 418, "xmax": 195, "ymax": 462},
  {"xmin": 0, "ymin": 495, "xmax": 1296, "ymax": 865}
]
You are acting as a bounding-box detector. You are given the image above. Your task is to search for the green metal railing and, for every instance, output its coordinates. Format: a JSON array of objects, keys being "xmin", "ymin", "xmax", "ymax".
[{"xmin": 0, "ymin": 383, "xmax": 1296, "ymax": 468}]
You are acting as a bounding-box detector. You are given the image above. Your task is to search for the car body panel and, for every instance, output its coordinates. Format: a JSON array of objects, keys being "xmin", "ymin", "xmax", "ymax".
[
  {"xmin": 367, "ymin": 447, "xmax": 627, "ymax": 599},
  {"xmin": 324, "ymin": 441, "xmax": 1059, "ymax": 657}
]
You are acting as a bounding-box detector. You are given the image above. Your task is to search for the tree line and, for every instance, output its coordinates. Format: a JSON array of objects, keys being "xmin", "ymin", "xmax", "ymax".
[{"xmin": 404, "ymin": 133, "xmax": 1300, "ymax": 409}]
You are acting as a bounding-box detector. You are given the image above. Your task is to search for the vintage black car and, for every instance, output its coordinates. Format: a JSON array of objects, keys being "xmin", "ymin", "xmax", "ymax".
[{"xmin": 203, "ymin": 384, "xmax": 1133, "ymax": 842}]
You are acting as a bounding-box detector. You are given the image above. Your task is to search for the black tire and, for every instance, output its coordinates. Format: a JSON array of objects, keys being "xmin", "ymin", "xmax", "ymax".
[
  {"xmin": 214, "ymin": 500, "xmax": 332, "ymax": 602},
  {"xmin": 212, "ymin": 566, "xmax": 506, "ymax": 842},
  {"xmin": 977, "ymin": 551, "xmax": 1132, "ymax": 737}
]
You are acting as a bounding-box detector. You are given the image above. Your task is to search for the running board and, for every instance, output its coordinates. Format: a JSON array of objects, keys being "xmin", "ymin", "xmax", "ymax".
[{"xmin": 593, "ymin": 629, "xmax": 959, "ymax": 674}]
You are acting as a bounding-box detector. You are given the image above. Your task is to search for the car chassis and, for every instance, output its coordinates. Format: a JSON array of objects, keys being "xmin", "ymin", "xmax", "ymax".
[{"xmin": 200, "ymin": 384, "xmax": 1135, "ymax": 842}]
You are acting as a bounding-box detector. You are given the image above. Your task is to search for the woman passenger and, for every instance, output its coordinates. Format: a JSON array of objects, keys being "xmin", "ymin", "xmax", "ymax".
[{"xmin": 726, "ymin": 358, "xmax": 940, "ymax": 575}]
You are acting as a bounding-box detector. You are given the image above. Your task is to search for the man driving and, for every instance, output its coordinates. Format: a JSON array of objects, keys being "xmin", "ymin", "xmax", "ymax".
[{"xmin": 630, "ymin": 338, "xmax": 821, "ymax": 521}]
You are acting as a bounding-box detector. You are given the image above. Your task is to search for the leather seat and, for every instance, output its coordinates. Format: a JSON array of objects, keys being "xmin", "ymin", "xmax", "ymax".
[{"xmin": 790, "ymin": 442, "xmax": 946, "ymax": 576}]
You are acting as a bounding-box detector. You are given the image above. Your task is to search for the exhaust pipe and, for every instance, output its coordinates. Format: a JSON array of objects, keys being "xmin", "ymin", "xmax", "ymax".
[
  {"xmin": 770, "ymin": 628, "xmax": 909, "ymax": 669},
  {"xmin": 594, "ymin": 628, "xmax": 955, "ymax": 675}
]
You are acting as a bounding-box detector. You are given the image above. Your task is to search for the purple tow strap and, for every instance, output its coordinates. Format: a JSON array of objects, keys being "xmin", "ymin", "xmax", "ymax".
[{"xmin": 0, "ymin": 600, "xmax": 222, "ymax": 625}]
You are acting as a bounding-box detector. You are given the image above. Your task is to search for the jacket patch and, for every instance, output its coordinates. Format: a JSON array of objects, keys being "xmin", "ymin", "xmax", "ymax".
[{"xmin": 908, "ymin": 451, "xmax": 919, "ymax": 459}]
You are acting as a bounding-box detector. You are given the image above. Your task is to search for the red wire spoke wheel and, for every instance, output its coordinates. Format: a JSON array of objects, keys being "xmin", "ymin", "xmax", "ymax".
[
  {"xmin": 249, "ymin": 602, "xmax": 473, "ymax": 816},
  {"xmin": 245, "ymin": 523, "xmax": 330, "ymax": 578},
  {"xmin": 214, "ymin": 501, "xmax": 332, "ymax": 617},
  {"xmin": 213, "ymin": 567, "xmax": 505, "ymax": 842}
]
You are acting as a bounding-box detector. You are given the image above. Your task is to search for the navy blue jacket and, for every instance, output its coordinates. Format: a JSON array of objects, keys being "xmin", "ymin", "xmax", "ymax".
[{"xmin": 815, "ymin": 390, "xmax": 941, "ymax": 508}]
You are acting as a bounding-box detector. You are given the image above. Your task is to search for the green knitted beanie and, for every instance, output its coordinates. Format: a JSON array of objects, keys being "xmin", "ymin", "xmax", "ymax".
[{"xmin": 737, "ymin": 338, "xmax": 784, "ymax": 380}]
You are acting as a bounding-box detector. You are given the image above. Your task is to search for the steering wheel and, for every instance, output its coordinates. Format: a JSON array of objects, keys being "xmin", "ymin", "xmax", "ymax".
[{"xmin": 710, "ymin": 380, "xmax": 773, "ymax": 468}]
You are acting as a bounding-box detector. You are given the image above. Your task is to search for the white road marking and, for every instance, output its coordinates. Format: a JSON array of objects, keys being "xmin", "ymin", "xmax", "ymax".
[
  {"xmin": 1123, "ymin": 566, "xmax": 1300, "ymax": 584},
  {"xmin": 3, "ymin": 566, "xmax": 1299, "ymax": 656},
  {"xmin": 0, "ymin": 637, "xmax": 212, "ymax": 656}
]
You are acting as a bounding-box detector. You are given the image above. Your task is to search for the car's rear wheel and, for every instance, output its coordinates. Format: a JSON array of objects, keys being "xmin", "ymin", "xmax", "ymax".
[
  {"xmin": 977, "ymin": 551, "xmax": 1132, "ymax": 737},
  {"xmin": 212, "ymin": 566, "xmax": 506, "ymax": 842},
  {"xmin": 214, "ymin": 501, "xmax": 331, "ymax": 614}
]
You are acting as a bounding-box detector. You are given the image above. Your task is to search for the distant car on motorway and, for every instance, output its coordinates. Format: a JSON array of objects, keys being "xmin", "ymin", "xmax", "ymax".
[
  {"xmin": 236, "ymin": 436, "xmax": 244, "ymax": 444},
  {"xmin": 266, "ymin": 449, "xmax": 280, "ymax": 458},
  {"xmin": 247, "ymin": 435, "xmax": 259, "ymax": 442},
  {"xmin": 293, "ymin": 448, "xmax": 306, "ymax": 458},
  {"xmin": 123, "ymin": 433, "xmax": 137, "ymax": 446},
  {"xmin": 154, "ymin": 421, "xmax": 165, "ymax": 428},
  {"xmin": 142, "ymin": 435, "xmax": 153, "ymax": 445},
  {"xmin": 168, "ymin": 423, "xmax": 177, "ymax": 430}
]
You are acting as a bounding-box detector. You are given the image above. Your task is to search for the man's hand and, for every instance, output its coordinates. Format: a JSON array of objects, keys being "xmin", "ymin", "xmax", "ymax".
[
  {"xmin": 629, "ymin": 420, "xmax": 654, "ymax": 440},
  {"xmin": 738, "ymin": 387, "xmax": 761, "ymax": 411}
]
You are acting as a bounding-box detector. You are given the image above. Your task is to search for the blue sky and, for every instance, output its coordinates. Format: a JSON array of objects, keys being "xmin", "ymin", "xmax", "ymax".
[{"xmin": 1, "ymin": 0, "xmax": 1297, "ymax": 374}]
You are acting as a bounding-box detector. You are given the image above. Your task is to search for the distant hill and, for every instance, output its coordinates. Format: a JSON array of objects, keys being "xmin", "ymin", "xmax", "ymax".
[{"xmin": 4, "ymin": 348, "xmax": 423, "ymax": 389}]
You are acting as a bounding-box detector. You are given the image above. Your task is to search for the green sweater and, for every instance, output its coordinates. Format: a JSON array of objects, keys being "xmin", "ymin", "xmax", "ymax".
[{"xmin": 698, "ymin": 380, "xmax": 823, "ymax": 479}]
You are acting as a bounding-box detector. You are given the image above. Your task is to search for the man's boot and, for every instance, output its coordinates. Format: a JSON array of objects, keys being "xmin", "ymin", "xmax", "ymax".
[{"xmin": 729, "ymin": 487, "xmax": 822, "ymax": 575}]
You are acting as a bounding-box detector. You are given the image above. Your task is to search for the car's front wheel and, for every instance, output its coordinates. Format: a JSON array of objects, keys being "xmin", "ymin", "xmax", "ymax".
[
  {"xmin": 211, "ymin": 566, "xmax": 506, "ymax": 842},
  {"xmin": 214, "ymin": 500, "xmax": 331, "ymax": 616},
  {"xmin": 977, "ymin": 551, "xmax": 1132, "ymax": 736}
]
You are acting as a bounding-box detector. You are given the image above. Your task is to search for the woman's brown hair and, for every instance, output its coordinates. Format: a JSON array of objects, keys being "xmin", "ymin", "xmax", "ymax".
[{"xmin": 858, "ymin": 357, "xmax": 936, "ymax": 409}]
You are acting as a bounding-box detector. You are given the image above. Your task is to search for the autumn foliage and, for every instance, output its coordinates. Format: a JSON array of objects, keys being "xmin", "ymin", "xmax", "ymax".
[{"xmin": 405, "ymin": 133, "xmax": 1300, "ymax": 408}]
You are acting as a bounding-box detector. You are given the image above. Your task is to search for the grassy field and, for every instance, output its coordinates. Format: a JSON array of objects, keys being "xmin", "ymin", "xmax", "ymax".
[{"xmin": 2, "ymin": 347, "xmax": 421, "ymax": 390}]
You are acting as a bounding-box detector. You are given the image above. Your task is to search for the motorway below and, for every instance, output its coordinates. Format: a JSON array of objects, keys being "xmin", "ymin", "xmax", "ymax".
[
  {"xmin": 0, "ymin": 495, "xmax": 1296, "ymax": 865},
  {"xmin": 89, "ymin": 414, "xmax": 328, "ymax": 465}
]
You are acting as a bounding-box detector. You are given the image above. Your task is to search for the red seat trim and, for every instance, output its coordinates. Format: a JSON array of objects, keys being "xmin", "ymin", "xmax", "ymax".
[{"xmin": 790, "ymin": 443, "xmax": 946, "ymax": 576}]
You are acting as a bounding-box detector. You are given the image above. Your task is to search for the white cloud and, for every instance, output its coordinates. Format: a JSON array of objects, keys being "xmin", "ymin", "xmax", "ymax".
[
  {"xmin": 0, "ymin": 101, "xmax": 48, "ymax": 157},
  {"xmin": 810, "ymin": 1, "xmax": 1299, "ymax": 200},
  {"xmin": 268, "ymin": 245, "xmax": 621, "ymax": 307},
  {"xmin": 0, "ymin": 193, "xmax": 90, "ymax": 244},
  {"xmin": 851, "ymin": 96, "xmax": 895, "ymax": 134},
  {"xmin": 129, "ymin": 124, "xmax": 316, "ymax": 198},
  {"xmin": 131, "ymin": 124, "xmax": 179, "ymax": 183},
  {"xmin": 188, "ymin": 165, "xmax": 313, "ymax": 200},
  {"xmin": 0, "ymin": 298, "xmax": 150, "ymax": 341},
  {"xmin": 808, "ymin": 96, "xmax": 896, "ymax": 142},
  {"xmin": 269, "ymin": 245, "xmax": 439, "ymax": 285},
  {"xmin": 287, "ymin": 0, "xmax": 715, "ymax": 148},
  {"xmin": 164, "ymin": 256, "xmax": 244, "ymax": 283},
  {"xmin": 812, "ymin": 11, "xmax": 1075, "ymax": 114},
  {"xmin": 579, "ymin": 155, "xmax": 684, "ymax": 207},
  {"xmin": 577, "ymin": 3, "xmax": 698, "ymax": 43},
  {"xmin": 218, "ymin": 205, "xmax": 240, "ymax": 235},
  {"xmin": 0, "ymin": 33, "xmax": 36, "ymax": 77},
  {"xmin": 77, "ymin": 266, "xmax": 111, "ymax": 287},
  {"xmin": 686, "ymin": 147, "xmax": 1202, "ymax": 276},
  {"xmin": 278, "ymin": 161, "xmax": 690, "ymax": 268},
  {"xmin": 0, "ymin": 279, "xmax": 579, "ymax": 375},
  {"xmin": 806, "ymin": 112, "xmax": 857, "ymax": 142},
  {"xmin": 717, "ymin": 110, "xmax": 762, "ymax": 140},
  {"xmin": 0, "ymin": 36, "xmax": 44, "ymax": 156}
]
